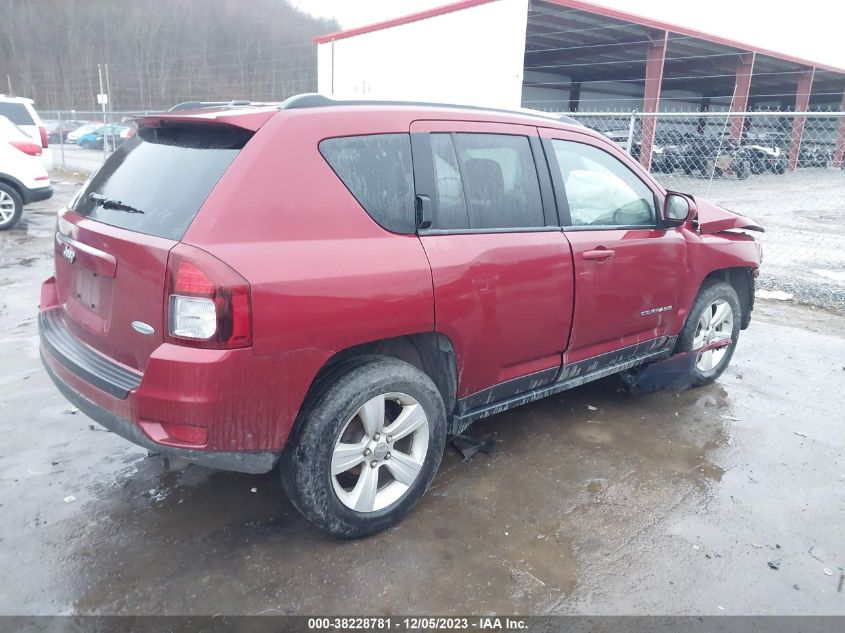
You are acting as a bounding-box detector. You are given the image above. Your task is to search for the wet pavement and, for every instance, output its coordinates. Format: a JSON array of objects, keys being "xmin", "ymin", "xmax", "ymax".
[{"xmin": 1, "ymin": 182, "xmax": 843, "ymax": 615}]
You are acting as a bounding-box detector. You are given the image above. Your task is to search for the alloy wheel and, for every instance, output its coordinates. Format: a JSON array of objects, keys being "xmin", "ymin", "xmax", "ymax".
[
  {"xmin": 693, "ymin": 299, "xmax": 734, "ymax": 372},
  {"xmin": 331, "ymin": 392, "xmax": 429, "ymax": 513},
  {"xmin": 0, "ymin": 190, "xmax": 16, "ymax": 224}
]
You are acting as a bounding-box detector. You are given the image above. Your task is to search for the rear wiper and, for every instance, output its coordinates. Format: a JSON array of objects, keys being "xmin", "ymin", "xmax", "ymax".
[{"xmin": 88, "ymin": 192, "xmax": 144, "ymax": 214}]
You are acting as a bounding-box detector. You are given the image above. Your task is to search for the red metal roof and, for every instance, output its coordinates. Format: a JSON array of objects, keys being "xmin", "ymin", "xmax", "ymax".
[
  {"xmin": 312, "ymin": 0, "xmax": 845, "ymax": 76},
  {"xmin": 313, "ymin": 0, "xmax": 493, "ymax": 45}
]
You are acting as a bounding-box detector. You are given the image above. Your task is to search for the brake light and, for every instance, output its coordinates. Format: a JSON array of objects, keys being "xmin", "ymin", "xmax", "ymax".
[
  {"xmin": 9, "ymin": 140, "xmax": 42, "ymax": 156},
  {"xmin": 165, "ymin": 244, "xmax": 252, "ymax": 349},
  {"xmin": 39, "ymin": 126, "xmax": 49, "ymax": 148}
]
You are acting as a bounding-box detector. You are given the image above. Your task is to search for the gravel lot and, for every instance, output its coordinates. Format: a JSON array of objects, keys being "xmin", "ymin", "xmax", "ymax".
[
  {"xmin": 0, "ymin": 182, "xmax": 843, "ymax": 616},
  {"xmin": 658, "ymin": 169, "xmax": 845, "ymax": 310}
]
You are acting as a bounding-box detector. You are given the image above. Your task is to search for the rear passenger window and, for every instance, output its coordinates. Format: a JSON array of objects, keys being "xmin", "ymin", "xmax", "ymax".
[
  {"xmin": 320, "ymin": 134, "xmax": 416, "ymax": 234},
  {"xmin": 430, "ymin": 134, "xmax": 469, "ymax": 230},
  {"xmin": 429, "ymin": 133, "xmax": 544, "ymax": 231}
]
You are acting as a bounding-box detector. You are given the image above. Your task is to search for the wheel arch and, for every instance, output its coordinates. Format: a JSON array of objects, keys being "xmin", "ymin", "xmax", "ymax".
[
  {"xmin": 0, "ymin": 174, "xmax": 25, "ymax": 200},
  {"xmin": 698, "ymin": 267, "xmax": 755, "ymax": 330},
  {"xmin": 306, "ymin": 332, "xmax": 458, "ymax": 419}
]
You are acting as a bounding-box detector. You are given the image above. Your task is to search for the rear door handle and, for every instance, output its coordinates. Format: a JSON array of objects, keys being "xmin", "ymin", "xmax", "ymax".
[
  {"xmin": 415, "ymin": 194, "xmax": 433, "ymax": 230},
  {"xmin": 582, "ymin": 249, "xmax": 615, "ymax": 262}
]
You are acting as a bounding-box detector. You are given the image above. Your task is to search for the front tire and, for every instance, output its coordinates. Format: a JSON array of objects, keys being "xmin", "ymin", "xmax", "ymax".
[
  {"xmin": 675, "ymin": 282, "xmax": 742, "ymax": 386},
  {"xmin": 0, "ymin": 183, "xmax": 23, "ymax": 231},
  {"xmin": 281, "ymin": 357, "xmax": 447, "ymax": 538}
]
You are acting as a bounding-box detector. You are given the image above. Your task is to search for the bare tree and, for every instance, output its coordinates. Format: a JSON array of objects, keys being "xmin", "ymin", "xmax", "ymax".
[{"xmin": 0, "ymin": 0, "xmax": 339, "ymax": 110}]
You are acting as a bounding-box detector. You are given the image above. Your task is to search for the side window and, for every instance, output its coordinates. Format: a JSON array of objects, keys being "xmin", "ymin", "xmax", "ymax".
[
  {"xmin": 319, "ymin": 133, "xmax": 416, "ymax": 234},
  {"xmin": 453, "ymin": 133, "xmax": 544, "ymax": 230},
  {"xmin": 429, "ymin": 133, "xmax": 544, "ymax": 230},
  {"xmin": 552, "ymin": 140, "xmax": 656, "ymax": 227},
  {"xmin": 430, "ymin": 133, "xmax": 470, "ymax": 230}
]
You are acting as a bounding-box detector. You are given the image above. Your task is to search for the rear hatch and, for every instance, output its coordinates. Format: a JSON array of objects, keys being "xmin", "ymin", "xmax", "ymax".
[{"xmin": 54, "ymin": 120, "xmax": 256, "ymax": 371}]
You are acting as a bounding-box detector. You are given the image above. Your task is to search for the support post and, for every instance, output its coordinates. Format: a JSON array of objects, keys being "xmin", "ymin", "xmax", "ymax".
[
  {"xmin": 568, "ymin": 82, "xmax": 581, "ymax": 112},
  {"xmin": 639, "ymin": 31, "xmax": 668, "ymax": 172},
  {"xmin": 730, "ymin": 53, "xmax": 755, "ymax": 142},
  {"xmin": 625, "ymin": 112, "xmax": 637, "ymax": 154},
  {"xmin": 833, "ymin": 89, "xmax": 845, "ymax": 169},
  {"xmin": 787, "ymin": 68, "xmax": 815, "ymax": 170}
]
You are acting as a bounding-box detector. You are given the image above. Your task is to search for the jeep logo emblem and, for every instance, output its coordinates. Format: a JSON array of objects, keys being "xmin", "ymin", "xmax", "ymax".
[
  {"xmin": 62, "ymin": 245, "xmax": 76, "ymax": 264},
  {"xmin": 372, "ymin": 442, "xmax": 389, "ymax": 460}
]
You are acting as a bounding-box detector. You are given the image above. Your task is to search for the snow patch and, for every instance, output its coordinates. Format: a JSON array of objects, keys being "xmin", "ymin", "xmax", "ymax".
[{"xmin": 757, "ymin": 290, "xmax": 794, "ymax": 301}]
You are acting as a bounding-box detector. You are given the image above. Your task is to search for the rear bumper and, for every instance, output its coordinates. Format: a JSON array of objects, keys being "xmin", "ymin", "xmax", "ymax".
[
  {"xmin": 38, "ymin": 304, "xmax": 281, "ymax": 474},
  {"xmin": 23, "ymin": 184, "xmax": 53, "ymax": 205},
  {"xmin": 41, "ymin": 350, "xmax": 278, "ymax": 474}
]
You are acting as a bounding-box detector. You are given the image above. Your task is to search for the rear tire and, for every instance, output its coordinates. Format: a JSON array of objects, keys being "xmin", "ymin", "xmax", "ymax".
[
  {"xmin": 280, "ymin": 357, "xmax": 447, "ymax": 538},
  {"xmin": 0, "ymin": 183, "xmax": 23, "ymax": 231},
  {"xmin": 675, "ymin": 282, "xmax": 742, "ymax": 386}
]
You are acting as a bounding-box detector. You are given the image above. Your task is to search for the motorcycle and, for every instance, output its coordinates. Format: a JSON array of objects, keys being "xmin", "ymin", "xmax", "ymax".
[{"xmin": 744, "ymin": 143, "xmax": 787, "ymax": 174}]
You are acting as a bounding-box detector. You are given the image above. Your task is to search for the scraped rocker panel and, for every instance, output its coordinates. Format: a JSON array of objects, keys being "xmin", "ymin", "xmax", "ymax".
[{"xmin": 451, "ymin": 337, "xmax": 676, "ymax": 435}]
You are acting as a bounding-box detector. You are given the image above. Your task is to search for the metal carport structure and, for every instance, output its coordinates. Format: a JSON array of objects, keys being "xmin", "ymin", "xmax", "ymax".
[{"xmin": 314, "ymin": 0, "xmax": 845, "ymax": 169}]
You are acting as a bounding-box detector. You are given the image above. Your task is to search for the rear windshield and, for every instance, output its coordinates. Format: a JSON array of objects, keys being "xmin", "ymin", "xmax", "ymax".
[
  {"xmin": 71, "ymin": 122, "xmax": 251, "ymax": 240},
  {"xmin": 0, "ymin": 102, "xmax": 35, "ymax": 126}
]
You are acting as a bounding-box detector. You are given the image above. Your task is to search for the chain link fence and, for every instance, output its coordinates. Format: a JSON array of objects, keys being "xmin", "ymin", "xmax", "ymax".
[
  {"xmin": 564, "ymin": 110, "xmax": 845, "ymax": 311},
  {"xmin": 38, "ymin": 110, "xmax": 152, "ymax": 173},
  {"xmin": 37, "ymin": 107, "xmax": 845, "ymax": 310}
]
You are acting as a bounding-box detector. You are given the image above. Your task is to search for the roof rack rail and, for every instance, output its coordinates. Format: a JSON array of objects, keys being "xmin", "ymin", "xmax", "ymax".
[{"xmin": 276, "ymin": 93, "xmax": 585, "ymax": 127}]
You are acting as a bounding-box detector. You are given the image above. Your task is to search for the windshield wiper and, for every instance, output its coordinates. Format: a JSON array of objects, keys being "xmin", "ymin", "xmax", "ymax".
[{"xmin": 88, "ymin": 192, "xmax": 145, "ymax": 214}]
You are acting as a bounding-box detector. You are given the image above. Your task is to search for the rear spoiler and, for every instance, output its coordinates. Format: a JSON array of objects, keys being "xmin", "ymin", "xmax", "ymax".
[{"xmin": 134, "ymin": 107, "xmax": 277, "ymax": 132}]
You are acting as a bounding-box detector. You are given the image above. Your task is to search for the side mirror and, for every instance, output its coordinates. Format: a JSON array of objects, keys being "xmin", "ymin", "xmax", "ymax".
[{"xmin": 664, "ymin": 192, "xmax": 696, "ymax": 227}]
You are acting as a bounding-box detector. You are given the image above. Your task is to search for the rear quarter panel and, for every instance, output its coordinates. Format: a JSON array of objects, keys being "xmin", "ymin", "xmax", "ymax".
[{"xmin": 182, "ymin": 109, "xmax": 435, "ymax": 438}]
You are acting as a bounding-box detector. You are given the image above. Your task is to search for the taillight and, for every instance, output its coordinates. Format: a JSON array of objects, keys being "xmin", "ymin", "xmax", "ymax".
[
  {"xmin": 9, "ymin": 140, "xmax": 42, "ymax": 156},
  {"xmin": 39, "ymin": 126, "xmax": 49, "ymax": 148},
  {"xmin": 164, "ymin": 244, "xmax": 252, "ymax": 349}
]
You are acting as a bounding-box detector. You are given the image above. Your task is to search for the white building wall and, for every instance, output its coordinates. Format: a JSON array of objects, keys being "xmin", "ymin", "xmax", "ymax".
[{"xmin": 316, "ymin": 0, "xmax": 530, "ymax": 109}]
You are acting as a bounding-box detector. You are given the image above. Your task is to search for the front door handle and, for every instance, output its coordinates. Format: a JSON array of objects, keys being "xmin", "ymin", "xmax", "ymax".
[{"xmin": 583, "ymin": 249, "xmax": 615, "ymax": 262}]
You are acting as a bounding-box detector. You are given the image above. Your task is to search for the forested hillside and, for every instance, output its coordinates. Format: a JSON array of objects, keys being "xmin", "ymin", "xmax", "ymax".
[{"xmin": 0, "ymin": 0, "xmax": 339, "ymax": 110}]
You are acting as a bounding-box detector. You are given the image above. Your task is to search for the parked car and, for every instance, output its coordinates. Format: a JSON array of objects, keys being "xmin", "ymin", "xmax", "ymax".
[
  {"xmin": 43, "ymin": 119, "xmax": 84, "ymax": 144},
  {"xmin": 75, "ymin": 124, "xmax": 129, "ymax": 150},
  {"xmin": 0, "ymin": 95, "xmax": 53, "ymax": 169},
  {"xmin": 39, "ymin": 95, "xmax": 763, "ymax": 538},
  {"xmin": 0, "ymin": 115, "xmax": 53, "ymax": 230},
  {"xmin": 66, "ymin": 123, "xmax": 101, "ymax": 144},
  {"xmin": 117, "ymin": 121, "xmax": 137, "ymax": 142}
]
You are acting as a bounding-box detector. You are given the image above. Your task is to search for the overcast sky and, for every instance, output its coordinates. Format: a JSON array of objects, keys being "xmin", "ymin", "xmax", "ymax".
[{"xmin": 291, "ymin": 0, "xmax": 845, "ymax": 71}]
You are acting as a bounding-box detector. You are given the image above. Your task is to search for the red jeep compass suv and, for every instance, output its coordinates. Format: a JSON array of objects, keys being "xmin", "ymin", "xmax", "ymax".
[{"xmin": 39, "ymin": 94, "xmax": 763, "ymax": 537}]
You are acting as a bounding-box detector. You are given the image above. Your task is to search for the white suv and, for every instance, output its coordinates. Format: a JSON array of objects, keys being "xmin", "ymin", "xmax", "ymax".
[
  {"xmin": 0, "ymin": 115, "xmax": 53, "ymax": 230},
  {"xmin": 0, "ymin": 95, "xmax": 53, "ymax": 169}
]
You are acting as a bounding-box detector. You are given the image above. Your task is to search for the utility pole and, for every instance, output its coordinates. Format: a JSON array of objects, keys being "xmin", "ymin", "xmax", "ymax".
[
  {"xmin": 97, "ymin": 64, "xmax": 107, "ymax": 161},
  {"xmin": 104, "ymin": 63, "xmax": 112, "ymax": 152},
  {"xmin": 6, "ymin": 75, "xmax": 11, "ymax": 96}
]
